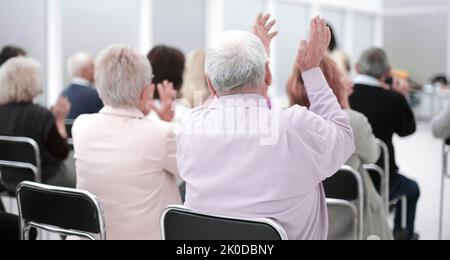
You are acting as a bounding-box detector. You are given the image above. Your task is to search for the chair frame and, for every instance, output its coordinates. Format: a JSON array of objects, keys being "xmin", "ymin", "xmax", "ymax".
[
  {"xmin": 439, "ymin": 141, "xmax": 450, "ymax": 240},
  {"xmin": 337, "ymin": 165, "xmax": 364, "ymax": 240},
  {"xmin": 0, "ymin": 136, "xmax": 41, "ymax": 212},
  {"xmin": 326, "ymin": 198, "xmax": 358, "ymax": 240},
  {"xmin": 16, "ymin": 181, "xmax": 106, "ymax": 240},
  {"xmin": 160, "ymin": 205, "xmax": 289, "ymax": 240},
  {"xmin": 0, "ymin": 136, "xmax": 42, "ymax": 184}
]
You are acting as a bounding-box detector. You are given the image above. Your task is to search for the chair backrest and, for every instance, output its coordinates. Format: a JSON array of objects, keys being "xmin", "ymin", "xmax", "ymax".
[
  {"xmin": 0, "ymin": 136, "xmax": 41, "ymax": 193},
  {"xmin": 65, "ymin": 119, "xmax": 75, "ymax": 139},
  {"xmin": 376, "ymin": 139, "xmax": 390, "ymax": 178},
  {"xmin": 323, "ymin": 165, "xmax": 364, "ymax": 240},
  {"xmin": 326, "ymin": 199, "xmax": 358, "ymax": 240},
  {"xmin": 17, "ymin": 181, "xmax": 106, "ymax": 240},
  {"xmin": 161, "ymin": 205, "xmax": 288, "ymax": 240}
]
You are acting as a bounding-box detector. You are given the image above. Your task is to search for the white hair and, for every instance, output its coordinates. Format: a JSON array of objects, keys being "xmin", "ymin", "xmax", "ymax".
[
  {"xmin": 205, "ymin": 31, "xmax": 268, "ymax": 94},
  {"xmin": 0, "ymin": 57, "xmax": 42, "ymax": 105},
  {"xmin": 95, "ymin": 45, "xmax": 152, "ymax": 108},
  {"xmin": 67, "ymin": 52, "xmax": 94, "ymax": 78}
]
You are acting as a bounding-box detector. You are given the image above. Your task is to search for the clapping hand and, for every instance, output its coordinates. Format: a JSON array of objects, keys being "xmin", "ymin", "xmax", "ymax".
[
  {"xmin": 253, "ymin": 13, "xmax": 279, "ymax": 57},
  {"xmin": 296, "ymin": 16, "xmax": 331, "ymax": 73},
  {"xmin": 147, "ymin": 80, "xmax": 177, "ymax": 122}
]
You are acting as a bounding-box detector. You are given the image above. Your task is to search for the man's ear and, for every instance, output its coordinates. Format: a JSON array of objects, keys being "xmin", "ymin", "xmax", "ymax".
[
  {"xmin": 206, "ymin": 76, "xmax": 217, "ymax": 97},
  {"xmin": 265, "ymin": 62, "xmax": 272, "ymax": 87}
]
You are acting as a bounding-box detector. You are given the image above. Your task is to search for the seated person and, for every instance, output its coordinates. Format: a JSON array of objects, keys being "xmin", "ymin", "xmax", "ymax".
[
  {"xmin": 287, "ymin": 55, "xmax": 393, "ymax": 240},
  {"xmin": 349, "ymin": 48, "xmax": 420, "ymax": 240},
  {"xmin": 177, "ymin": 15, "xmax": 355, "ymax": 240},
  {"xmin": 73, "ymin": 45, "xmax": 181, "ymax": 240},
  {"xmin": 0, "ymin": 45, "xmax": 26, "ymax": 66},
  {"xmin": 147, "ymin": 45, "xmax": 187, "ymax": 122},
  {"xmin": 62, "ymin": 52, "xmax": 103, "ymax": 119},
  {"xmin": 432, "ymin": 105, "xmax": 450, "ymax": 140},
  {"xmin": 0, "ymin": 57, "xmax": 73, "ymax": 190}
]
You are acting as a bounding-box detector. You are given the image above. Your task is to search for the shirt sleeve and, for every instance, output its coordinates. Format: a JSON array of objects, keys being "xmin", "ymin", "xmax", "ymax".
[
  {"xmin": 162, "ymin": 126, "xmax": 180, "ymax": 178},
  {"xmin": 45, "ymin": 122, "xmax": 69, "ymax": 160},
  {"xmin": 353, "ymin": 112, "xmax": 380, "ymax": 164},
  {"xmin": 395, "ymin": 95, "xmax": 416, "ymax": 137},
  {"xmin": 290, "ymin": 68, "xmax": 356, "ymax": 183}
]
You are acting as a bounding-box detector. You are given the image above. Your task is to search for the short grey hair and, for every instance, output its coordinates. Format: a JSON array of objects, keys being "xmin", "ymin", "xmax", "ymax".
[
  {"xmin": 67, "ymin": 52, "xmax": 94, "ymax": 78},
  {"xmin": 358, "ymin": 47, "xmax": 390, "ymax": 79},
  {"xmin": 206, "ymin": 31, "xmax": 268, "ymax": 94},
  {"xmin": 95, "ymin": 45, "xmax": 153, "ymax": 108},
  {"xmin": 0, "ymin": 57, "xmax": 42, "ymax": 105}
]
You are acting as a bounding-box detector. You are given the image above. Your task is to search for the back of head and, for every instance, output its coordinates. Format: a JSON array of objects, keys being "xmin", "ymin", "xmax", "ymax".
[
  {"xmin": 287, "ymin": 56, "xmax": 345, "ymax": 108},
  {"xmin": 431, "ymin": 75, "xmax": 448, "ymax": 86},
  {"xmin": 147, "ymin": 45, "xmax": 185, "ymax": 98},
  {"xmin": 358, "ymin": 47, "xmax": 390, "ymax": 80},
  {"xmin": 206, "ymin": 31, "xmax": 268, "ymax": 95},
  {"xmin": 0, "ymin": 45, "xmax": 26, "ymax": 67},
  {"xmin": 95, "ymin": 45, "xmax": 152, "ymax": 108},
  {"xmin": 67, "ymin": 52, "xmax": 95, "ymax": 81},
  {"xmin": 0, "ymin": 57, "xmax": 42, "ymax": 105}
]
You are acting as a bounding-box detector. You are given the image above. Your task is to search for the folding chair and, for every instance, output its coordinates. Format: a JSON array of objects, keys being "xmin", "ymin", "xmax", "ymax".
[
  {"xmin": 160, "ymin": 205, "xmax": 288, "ymax": 240},
  {"xmin": 0, "ymin": 136, "xmax": 41, "ymax": 211},
  {"xmin": 323, "ymin": 165, "xmax": 364, "ymax": 240},
  {"xmin": 65, "ymin": 119, "xmax": 74, "ymax": 149},
  {"xmin": 367, "ymin": 139, "xmax": 407, "ymax": 230},
  {"xmin": 17, "ymin": 181, "xmax": 106, "ymax": 240},
  {"xmin": 439, "ymin": 139, "xmax": 450, "ymax": 240},
  {"xmin": 326, "ymin": 199, "xmax": 358, "ymax": 240}
]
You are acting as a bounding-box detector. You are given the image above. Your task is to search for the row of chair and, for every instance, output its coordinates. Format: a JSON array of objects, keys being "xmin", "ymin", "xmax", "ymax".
[{"xmin": 0, "ymin": 135, "xmax": 413, "ymax": 240}]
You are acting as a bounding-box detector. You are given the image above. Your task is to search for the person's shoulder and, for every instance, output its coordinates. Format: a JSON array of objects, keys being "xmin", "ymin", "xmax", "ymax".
[{"xmin": 28, "ymin": 103, "xmax": 53, "ymax": 117}]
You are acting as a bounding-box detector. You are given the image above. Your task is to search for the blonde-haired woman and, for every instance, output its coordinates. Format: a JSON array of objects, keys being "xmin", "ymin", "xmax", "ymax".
[
  {"xmin": 181, "ymin": 50, "xmax": 212, "ymax": 108},
  {"xmin": 0, "ymin": 57, "xmax": 73, "ymax": 190}
]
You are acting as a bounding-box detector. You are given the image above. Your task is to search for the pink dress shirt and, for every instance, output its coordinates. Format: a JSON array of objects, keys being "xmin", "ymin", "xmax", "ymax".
[
  {"xmin": 73, "ymin": 106, "xmax": 181, "ymax": 240},
  {"xmin": 177, "ymin": 68, "xmax": 355, "ymax": 240}
]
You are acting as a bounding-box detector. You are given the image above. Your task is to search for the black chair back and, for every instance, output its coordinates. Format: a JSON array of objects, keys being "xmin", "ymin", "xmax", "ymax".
[
  {"xmin": 0, "ymin": 136, "xmax": 41, "ymax": 194},
  {"xmin": 323, "ymin": 166, "xmax": 360, "ymax": 201},
  {"xmin": 161, "ymin": 206, "xmax": 287, "ymax": 240},
  {"xmin": 17, "ymin": 181, "xmax": 106, "ymax": 240},
  {"xmin": 65, "ymin": 120, "xmax": 74, "ymax": 139},
  {"xmin": 323, "ymin": 166, "xmax": 364, "ymax": 240}
]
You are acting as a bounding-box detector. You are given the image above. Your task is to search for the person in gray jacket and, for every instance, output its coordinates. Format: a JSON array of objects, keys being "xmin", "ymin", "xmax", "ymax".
[
  {"xmin": 288, "ymin": 55, "xmax": 393, "ymax": 240},
  {"xmin": 432, "ymin": 104, "xmax": 450, "ymax": 140}
]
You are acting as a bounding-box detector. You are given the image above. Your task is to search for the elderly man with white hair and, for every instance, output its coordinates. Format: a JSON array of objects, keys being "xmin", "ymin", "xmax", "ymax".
[
  {"xmin": 72, "ymin": 45, "xmax": 181, "ymax": 240},
  {"xmin": 177, "ymin": 15, "xmax": 355, "ymax": 240},
  {"xmin": 62, "ymin": 52, "xmax": 103, "ymax": 119}
]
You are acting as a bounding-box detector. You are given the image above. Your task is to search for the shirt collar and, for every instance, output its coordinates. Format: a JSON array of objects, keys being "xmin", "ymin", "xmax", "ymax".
[
  {"xmin": 71, "ymin": 77, "xmax": 92, "ymax": 87},
  {"xmin": 100, "ymin": 106, "xmax": 145, "ymax": 119},
  {"xmin": 353, "ymin": 74, "xmax": 382, "ymax": 88},
  {"xmin": 209, "ymin": 94, "xmax": 270, "ymax": 109}
]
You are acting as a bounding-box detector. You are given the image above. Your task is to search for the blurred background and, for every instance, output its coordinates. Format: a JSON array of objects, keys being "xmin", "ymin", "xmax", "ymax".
[{"xmin": 1, "ymin": 0, "xmax": 448, "ymax": 115}]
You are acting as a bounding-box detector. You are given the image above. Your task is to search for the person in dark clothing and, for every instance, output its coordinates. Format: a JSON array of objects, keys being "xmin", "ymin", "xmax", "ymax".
[
  {"xmin": 0, "ymin": 45, "xmax": 26, "ymax": 66},
  {"xmin": 0, "ymin": 57, "xmax": 73, "ymax": 192},
  {"xmin": 62, "ymin": 52, "xmax": 103, "ymax": 119},
  {"xmin": 349, "ymin": 47, "xmax": 420, "ymax": 240}
]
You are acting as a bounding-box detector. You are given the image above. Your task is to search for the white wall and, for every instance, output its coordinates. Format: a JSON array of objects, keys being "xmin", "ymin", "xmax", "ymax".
[
  {"xmin": 0, "ymin": 0, "xmax": 47, "ymax": 104},
  {"xmin": 153, "ymin": 0, "xmax": 206, "ymax": 54},
  {"xmin": 383, "ymin": 0, "xmax": 449, "ymax": 84},
  {"xmin": 61, "ymin": 0, "xmax": 140, "ymax": 85}
]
